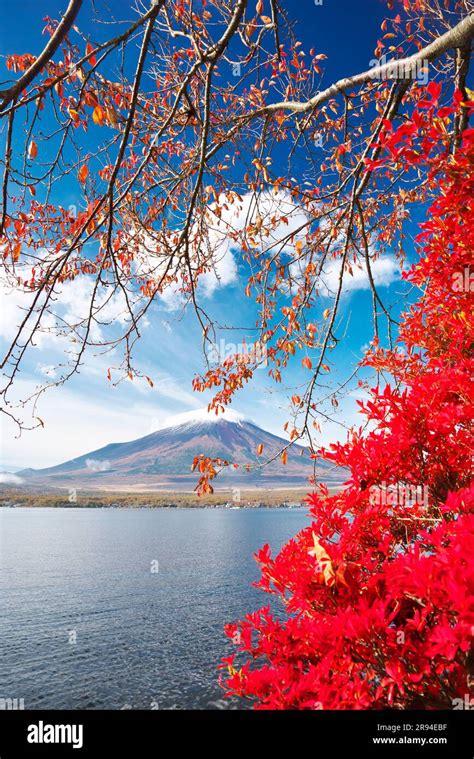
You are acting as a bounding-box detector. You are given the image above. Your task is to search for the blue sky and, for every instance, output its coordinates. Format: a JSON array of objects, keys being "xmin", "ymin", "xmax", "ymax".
[{"xmin": 0, "ymin": 0, "xmax": 419, "ymax": 471}]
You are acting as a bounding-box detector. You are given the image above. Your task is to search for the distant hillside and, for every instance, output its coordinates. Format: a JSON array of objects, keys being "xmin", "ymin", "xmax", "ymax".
[{"xmin": 19, "ymin": 414, "xmax": 346, "ymax": 492}]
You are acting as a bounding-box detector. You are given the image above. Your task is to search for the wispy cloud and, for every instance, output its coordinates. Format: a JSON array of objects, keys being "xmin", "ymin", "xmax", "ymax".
[
  {"xmin": 134, "ymin": 189, "xmax": 309, "ymax": 310},
  {"xmin": 0, "ymin": 473, "xmax": 24, "ymax": 485},
  {"xmin": 86, "ymin": 458, "xmax": 111, "ymax": 472},
  {"xmin": 318, "ymin": 255, "xmax": 400, "ymax": 296}
]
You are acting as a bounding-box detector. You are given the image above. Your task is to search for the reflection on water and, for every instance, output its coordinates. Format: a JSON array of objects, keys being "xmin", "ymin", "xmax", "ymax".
[{"xmin": 0, "ymin": 507, "xmax": 308, "ymax": 709}]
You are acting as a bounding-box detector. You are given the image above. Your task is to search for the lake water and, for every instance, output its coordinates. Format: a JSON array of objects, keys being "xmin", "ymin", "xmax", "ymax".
[{"xmin": 0, "ymin": 507, "xmax": 309, "ymax": 710}]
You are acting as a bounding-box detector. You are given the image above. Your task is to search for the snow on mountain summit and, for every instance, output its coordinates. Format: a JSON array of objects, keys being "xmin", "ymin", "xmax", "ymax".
[{"xmin": 160, "ymin": 407, "xmax": 247, "ymax": 429}]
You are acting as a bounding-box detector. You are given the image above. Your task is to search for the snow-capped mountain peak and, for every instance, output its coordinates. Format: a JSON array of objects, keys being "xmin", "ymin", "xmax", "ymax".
[{"xmin": 159, "ymin": 407, "xmax": 247, "ymax": 429}]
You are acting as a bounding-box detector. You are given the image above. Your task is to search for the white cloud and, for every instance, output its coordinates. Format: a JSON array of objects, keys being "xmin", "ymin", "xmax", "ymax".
[
  {"xmin": 0, "ymin": 272, "xmax": 37, "ymax": 342},
  {"xmin": 85, "ymin": 458, "xmax": 111, "ymax": 472},
  {"xmin": 0, "ymin": 264, "xmax": 145, "ymax": 352},
  {"xmin": 37, "ymin": 364, "xmax": 58, "ymax": 378},
  {"xmin": 198, "ymin": 189, "xmax": 309, "ymax": 296},
  {"xmin": 133, "ymin": 190, "xmax": 310, "ymax": 310},
  {"xmin": 318, "ymin": 255, "xmax": 400, "ymax": 296},
  {"xmin": 283, "ymin": 207, "xmax": 401, "ymax": 297},
  {"xmin": 152, "ymin": 374, "xmax": 202, "ymax": 406},
  {"xmin": 0, "ymin": 473, "xmax": 24, "ymax": 485},
  {"xmin": 55, "ymin": 277, "xmax": 130, "ymax": 342}
]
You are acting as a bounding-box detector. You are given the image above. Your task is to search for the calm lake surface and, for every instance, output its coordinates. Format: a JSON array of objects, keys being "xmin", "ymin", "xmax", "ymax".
[{"xmin": 0, "ymin": 507, "xmax": 309, "ymax": 709}]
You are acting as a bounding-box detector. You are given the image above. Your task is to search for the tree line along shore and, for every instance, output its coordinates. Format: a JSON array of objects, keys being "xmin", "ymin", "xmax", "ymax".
[{"xmin": 0, "ymin": 488, "xmax": 312, "ymax": 509}]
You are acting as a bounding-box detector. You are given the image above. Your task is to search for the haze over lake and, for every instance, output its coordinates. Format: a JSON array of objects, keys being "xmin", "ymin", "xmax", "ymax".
[{"xmin": 0, "ymin": 507, "xmax": 308, "ymax": 709}]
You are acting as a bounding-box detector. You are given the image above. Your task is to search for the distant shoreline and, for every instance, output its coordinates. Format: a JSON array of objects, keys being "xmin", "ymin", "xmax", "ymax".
[
  {"xmin": 0, "ymin": 486, "xmax": 340, "ymax": 509},
  {"xmin": 0, "ymin": 503, "xmax": 307, "ymax": 510}
]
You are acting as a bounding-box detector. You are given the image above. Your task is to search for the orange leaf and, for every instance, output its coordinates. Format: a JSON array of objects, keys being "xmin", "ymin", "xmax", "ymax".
[
  {"xmin": 281, "ymin": 449, "xmax": 288, "ymax": 465},
  {"xmin": 308, "ymin": 531, "xmax": 335, "ymax": 586},
  {"xmin": 302, "ymin": 357, "xmax": 312, "ymax": 369},
  {"xmin": 106, "ymin": 105, "xmax": 118, "ymax": 128},
  {"xmin": 92, "ymin": 105, "xmax": 105, "ymax": 126},
  {"xmin": 68, "ymin": 107, "xmax": 80, "ymax": 124},
  {"xmin": 256, "ymin": 443, "xmax": 264, "ymax": 456},
  {"xmin": 28, "ymin": 140, "xmax": 38, "ymax": 159},
  {"xmin": 245, "ymin": 20, "xmax": 257, "ymax": 38},
  {"xmin": 12, "ymin": 242, "xmax": 21, "ymax": 262},
  {"xmin": 78, "ymin": 164, "xmax": 89, "ymax": 184}
]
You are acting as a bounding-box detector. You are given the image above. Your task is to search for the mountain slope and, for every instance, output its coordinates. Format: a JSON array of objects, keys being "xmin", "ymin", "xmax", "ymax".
[{"xmin": 21, "ymin": 416, "xmax": 345, "ymax": 491}]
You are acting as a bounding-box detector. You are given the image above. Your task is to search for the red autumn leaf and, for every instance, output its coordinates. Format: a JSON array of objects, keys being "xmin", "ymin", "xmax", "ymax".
[
  {"xmin": 223, "ymin": 111, "xmax": 474, "ymax": 710},
  {"xmin": 86, "ymin": 42, "xmax": 97, "ymax": 66}
]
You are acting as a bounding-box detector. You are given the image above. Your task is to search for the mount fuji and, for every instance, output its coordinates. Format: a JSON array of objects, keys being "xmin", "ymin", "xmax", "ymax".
[{"xmin": 19, "ymin": 409, "xmax": 345, "ymax": 491}]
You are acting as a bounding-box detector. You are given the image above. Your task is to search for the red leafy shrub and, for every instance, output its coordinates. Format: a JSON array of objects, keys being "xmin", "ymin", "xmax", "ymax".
[{"xmin": 221, "ymin": 104, "xmax": 474, "ymax": 709}]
